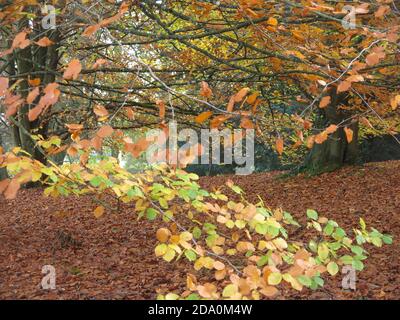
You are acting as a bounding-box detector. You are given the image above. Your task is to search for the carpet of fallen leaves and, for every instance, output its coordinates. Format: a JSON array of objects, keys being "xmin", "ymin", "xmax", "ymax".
[{"xmin": 0, "ymin": 160, "xmax": 399, "ymax": 300}]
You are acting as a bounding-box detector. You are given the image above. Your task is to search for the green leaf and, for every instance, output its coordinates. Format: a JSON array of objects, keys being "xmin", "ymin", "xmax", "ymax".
[
  {"xmin": 192, "ymin": 227, "xmax": 202, "ymax": 239},
  {"xmin": 297, "ymin": 275, "xmax": 312, "ymax": 287},
  {"xmin": 371, "ymin": 236, "xmax": 382, "ymax": 247},
  {"xmin": 90, "ymin": 176, "xmax": 103, "ymax": 187},
  {"xmin": 323, "ymin": 223, "xmax": 334, "ymax": 236},
  {"xmin": 351, "ymin": 246, "xmax": 364, "ymax": 256},
  {"xmin": 255, "ymin": 223, "xmax": 268, "ymax": 235},
  {"xmin": 257, "ymin": 255, "xmax": 269, "ymax": 267},
  {"xmin": 340, "ymin": 255, "xmax": 353, "ymax": 265},
  {"xmin": 184, "ymin": 250, "xmax": 197, "ymax": 262},
  {"xmin": 352, "ymin": 259, "xmax": 364, "ymax": 271},
  {"xmin": 146, "ymin": 208, "xmax": 158, "ymax": 220},
  {"xmin": 382, "ymin": 235, "xmax": 393, "ymax": 245},
  {"xmin": 306, "ymin": 209, "xmax": 318, "ymax": 221}
]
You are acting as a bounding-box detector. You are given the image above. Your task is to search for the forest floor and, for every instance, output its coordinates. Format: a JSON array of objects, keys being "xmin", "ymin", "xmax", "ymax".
[{"xmin": 0, "ymin": 160, "xmax": 399, "ymax": 300}]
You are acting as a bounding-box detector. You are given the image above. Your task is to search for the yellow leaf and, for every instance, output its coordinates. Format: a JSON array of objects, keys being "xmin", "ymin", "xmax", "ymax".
[{"xmin": 267, "ymin": 17, "xmax": 278, "ymax": 26}]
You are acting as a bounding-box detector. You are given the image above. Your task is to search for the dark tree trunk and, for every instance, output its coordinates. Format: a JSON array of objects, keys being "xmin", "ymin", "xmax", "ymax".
[{"xmin": 304, "ymin": 90, "xmax": 359, "ymax": 173}]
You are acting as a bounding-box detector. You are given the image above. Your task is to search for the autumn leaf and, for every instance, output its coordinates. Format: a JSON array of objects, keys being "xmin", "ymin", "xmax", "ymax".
[
  {"xmin": 200, "ymin": 81, "xmax": 212, "ymax": 99},
  {"xmin": 247, "ymin": 92, "xmax": 259, "ymax": 105},
  {"xmin": 0, "ymin": 179, "xmax": 10, "ymax": 194},
  {"xmin": 82, "ymin": 24, "xmax": 101, "ymax": 37},
  {"xmin": 267, "ymin": 17, "xmax": 278, "ymax": 26},
  {"xmin": 93, "ymin": 105, "xmax": 109, "ymax": 117},
  {"xmin": 195, "ymin": 111, "xmax": 213, "ymax": 124},
  {"xmin": 390, "ymin": 95, "xmax": 400, "ymax": 110},
  {"xmin": 0, "ymin": 77, "xmax": 9, "ymax": 96},
  {"xmin": 4, "ymin": 179, "xmax": 20, "ymax": 200},
  {"xmin": 315, "ymin": 131, "xmax": 328, "ymax": 144},
  {"xmin": 156, "ymin": 228, "xmax": 171, "ymax": 243},
  {"xmin": 97, "ymin": 125, "xmax": 114, "ymax": 138},
  {"xmin": 27, "ymin": 87, "xmax": 40, "ymax": 104},
  {"xmin": 63, "ymin": 59, "xmax": 82, "ymax": 80},
  {"xmin": 276, "ymin": 137, "xmax": 284, "ymax": 155},
  {"xmin": 337, "ymin": 81, "xmax": 352, "ymax": 93},
  {"xmin": 28, "ymin": 78, "xmax": 41, "ymax": 86},
  {"xmin": 28, "ymin": 105, "xmax": 45, "ymax": 122},
  {"xmin": 92, "ymin": 58, "xmax": 108, "ymax": 69},
  {"xmin": 35, "ymin": 37, "xmax": 54, "ymax": 47},
  {"xmin": 240, "ymin": 117, "xmax": 254, "ymax": 129},
  {"xmin": 124, "ymin": 107, "xmax": 135, "ymax": 120},
  {"xmin": 344, "ymin": 127, "xmax": 354, "ymax": 143},
  {"xmin": 234, "ymin": 87, "xmax": 250, "ymax": 103},
  {"xmin": 325, "ymin": 124, "xmax": 338, "ymax": 134},
  {"xmin": 156, "ymin": 100, "xmax": 166, "ymax": 120},
  {"xmin": 12, "ymin": 32, "xmax": 30, "ymax": 50},
  {"xmin": 319, "ymin": 96, "xmax": 331, "ymax": 109},
  {"xmin": 93, "ymin": 206, "xmax": 105, "ymax": 218}
]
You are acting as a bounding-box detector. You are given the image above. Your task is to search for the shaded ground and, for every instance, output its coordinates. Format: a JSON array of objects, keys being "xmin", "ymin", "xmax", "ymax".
[{"xmin": 0, "ymin": 161, "xmax": 399, "ymax": 300}]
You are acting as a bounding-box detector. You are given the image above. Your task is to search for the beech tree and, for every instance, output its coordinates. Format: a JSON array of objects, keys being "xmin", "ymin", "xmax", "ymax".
[
  {"xmin": 0, "ymin": 0, "xmax": 397, "ymax": 300},
  {"xmin": 1, "ymin": 0, "xmax": 399, "ymax": 170}
]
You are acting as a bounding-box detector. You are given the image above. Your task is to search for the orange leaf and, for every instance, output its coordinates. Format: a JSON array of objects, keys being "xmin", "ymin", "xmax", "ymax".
[
  {"xmin": 0, "ymin": 77, "xmax": 9, "ymax": 96},
  {"xmin": 344, "ymin": 127, "xmax": 354, "ymax": 143},
  {"xmin": 366, "ymin": 52, "xmax": 380, "ymax": 66},
  {"xmin": 28, "ymin": 77, "xmax": 41, "ymax": 86},
  {"xmin": 93, "ymin": 105, "xmax": 109, "ymax": 117},
  {"xmin": 247, "ymin": 92, "xmax": 259, "ymax": 105},
  {"xmin": 27, "ymin": 87, "xmax": 40, "ymax": 104},
  {"xmin": 319, "ymin": 96, "xmax": 331, "ymax": 109},
  {"xmin": 195, "ymin": 111, "xmax": 213, "ymax": 124},
  {"xmin": 240, "ymin": 117, "xmax": 254, "ymax": 129},
  {"xmin": 4, "ymin": 179, "xmax": 20, "ymax": 200},
  {"xmin": 234, "ymin": 87, "xmax": 250, "ymax": 103},
  {"xmin": 315, "ymin": 131, "xmax": 328, "ymax": 144},
  {"xmin": 82, "ymin": 24, "xmax": 100, "ymax": 37},
  {"xmin": 35, "ymin": 37, "xmax": 54, "ymax": 47},
  {"xmin": 200, "ymin": 81, "xmax": 212, "ymax": 99},
  {"xmin": 156, "ymin": 228, "xmax": 171, "ymax": 243},
  {"xmin": 124, "ymin": 107, "xmax": 135, "ymax": 120},
  {"xmin": 325, "ymin": 124, "xmax": 338, "ymax": 134},
  {"xmin": 94, "ymin": 206, "xmax": 105, "ymax": 218},
  {"xmin": 156, "ymin": 100, "xmax": 166, "ymax": 119},
  {"xmin": 337, "ymin": 81, "xmax": 352, "ymax": 93},
  {"xmin": 276, "ymin": 137, "xmax": 284, "ymax": 155},
  {"xmin": 267, "ymin": 17, "xmax": 278, "ymax": 26},
  {"xmin": 97, "ymin": 125, "xmax": 114, "ymax": 138},
  {"xmin": 92, "ymin": 58, "xmax": 108, "ymax": 69},
  {"xmin": 12, "ymin": 32, "xmax": 30, "ymax": 49},
  {"xmin": 227, "ymin": 96, "xmax": 235, "ymax": 112},
  {"xmin": 63, "ymin": 59, "xmax": 82, "ymax": 80},
  {"xmin": 0, "ymin": 179, "xmax": 10, "ymax": 194},
  {"xmin": 28, "ymin": 104, "xmax": 45, "ymax": 121}
]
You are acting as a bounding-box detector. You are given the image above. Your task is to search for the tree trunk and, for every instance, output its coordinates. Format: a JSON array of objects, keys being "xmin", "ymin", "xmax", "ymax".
[
  {"xmin": 304, "ymin": 90, "xmax": 359, "ymax": 173},
  {"xmin": 0, "ymin": 134, "xmax": 8, "ymax": 180}
]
